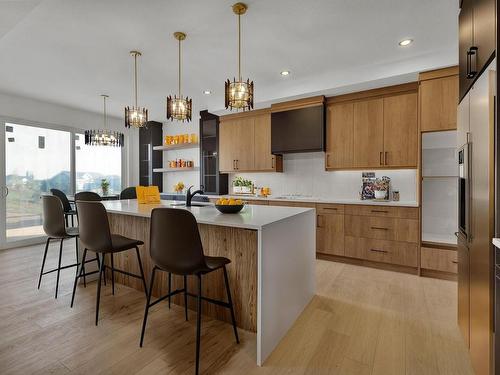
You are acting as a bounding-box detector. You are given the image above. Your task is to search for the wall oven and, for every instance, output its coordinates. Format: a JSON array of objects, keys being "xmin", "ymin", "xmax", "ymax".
[{"xmin": 458, "ymin": 142, "xmax": 471, "ymax": 241}]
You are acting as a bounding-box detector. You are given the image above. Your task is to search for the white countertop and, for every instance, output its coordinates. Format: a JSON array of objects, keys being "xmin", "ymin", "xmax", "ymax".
[
  {"xmin": 204, "ymin": 194, "xmax": 419, "ymax": 207},
  {"xmin": 102, "ymin": 200, "xmax": 314, "ymax": 230}
]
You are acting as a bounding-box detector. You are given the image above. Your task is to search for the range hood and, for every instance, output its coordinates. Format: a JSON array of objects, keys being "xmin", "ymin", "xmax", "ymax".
[{"xmin": 271, "ymin": 96, "xmax": 325, "ymax": 154}]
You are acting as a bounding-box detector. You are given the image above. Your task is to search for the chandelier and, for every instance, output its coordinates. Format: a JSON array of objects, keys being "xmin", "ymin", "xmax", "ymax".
[
  {"xmin": 225, "ymin": 2, "xmax": 254, "ymax": 111},
  {"xmin": 167, "ymin": 32, "xmax": 192, "ymax": 122},
  {"xmin": 85, "ymin": 95, "xmax": 124, "ymax": 147},
  {"xmin": 125, "ymin": 51, "xmax": 148, "ymax": 128}
]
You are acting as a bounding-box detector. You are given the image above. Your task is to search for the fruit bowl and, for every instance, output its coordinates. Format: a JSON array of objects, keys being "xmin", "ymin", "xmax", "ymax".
[{"xmin": 214, "ymin": 204, "xmax": 245, "ymax": 214}]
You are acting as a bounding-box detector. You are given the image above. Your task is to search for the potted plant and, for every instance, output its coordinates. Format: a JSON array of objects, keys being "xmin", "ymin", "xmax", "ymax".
[
  {"xmin": 101, "ymin": 179, "xmax": 110, "ymax": 196},
  {"xmin": 232, "ymin": 176, "xmax": 253, "ymax": 194}
]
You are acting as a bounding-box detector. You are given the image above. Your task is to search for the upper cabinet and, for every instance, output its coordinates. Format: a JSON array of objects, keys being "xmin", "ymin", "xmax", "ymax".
[
  {"xmin": 219, "ymin": 109, "xmax": 282, "ymax": 173},
  {"xmin": 459, "ymin": 0, "xmax": 496, "ymax": 101},
  {"xmin": 419, "ymin": 67, "xmax": 459, "ymax": 132},
  {"xmin": 326, "ymin": 83, "xmax": 418, "ymax": 170}
]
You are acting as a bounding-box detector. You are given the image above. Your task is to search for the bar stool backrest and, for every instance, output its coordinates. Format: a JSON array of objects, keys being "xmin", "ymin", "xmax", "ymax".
[
  {"xmin": 76, "ymin": 201, "xmax": 112, "ymax": 252},
  {"xmin": 120, "ymin": 187, "xmax": 137, "ymax": 200},
  {"xmin": 42, "ymin": 195, "xmax": 67, "ymax": 238},
  {"xmin": 50, "ymin": 188, "xmax": 72, "ymax": 212},
  {"xmin": 150, "ymin": 208, "xmax": 207, "ymax": 275},
  {"xmin": 74, "ymin": 191, "xmax": 102, "ymax": 202}
]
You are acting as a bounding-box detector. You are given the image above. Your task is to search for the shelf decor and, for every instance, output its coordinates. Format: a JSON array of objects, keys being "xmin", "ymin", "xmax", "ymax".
[
  {"xmin": 125, "ymin": 51, "xmax": 148, "ymax": 128},
  {"xmin": 225, "ymin": 3, "xmax": 254, "ymax": 111},
  {"xmin": 85, "ymin": 95, "xmax": 124, "ymax": 147},
  {"xmin": 167, "ymin": 32, "xmax": 192, "ymax": 122}
]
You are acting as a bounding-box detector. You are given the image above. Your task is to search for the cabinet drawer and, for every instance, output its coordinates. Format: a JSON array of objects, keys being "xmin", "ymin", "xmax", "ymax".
[
  {"xmin": 344, "ymin": 205, "xmax": 418, "ymax": 219},
  {"xmin": 345, "ymin": 215, "xmax": 419, "ymax": 243},
  {"xmin": 244, "ymin": 199, "xmax": 268, "ymax": 205},
  {"xmin": 268, "ymin": 200, "xmax": 316, "ymax": 208},
  {"xmin": 345, "ymin": 236, "xmax": 418, "ymax": 267},
  {"xmin": 421, "ymin": 247, "xmax": 458, "ymax": 273},
  {"xmin": 316, "ymin": 213, "xmax": 344, "ymax": 256},
  {"xmin": 316, "ymin": 203, "xmax": 344, "ymax": 214}
]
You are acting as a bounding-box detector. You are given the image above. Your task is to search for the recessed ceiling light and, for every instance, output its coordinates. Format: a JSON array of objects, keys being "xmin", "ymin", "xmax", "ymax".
[
  {"xmin": 398, "ymin": 39, "xmax": 413, "ymax": 47},
  {"xmin": 203, "ymin": 90, "xmax": 212, "ymax": 95},
  {"xmin": 280, "ymin": 70, "xmax": 290, "ymax": 76}
]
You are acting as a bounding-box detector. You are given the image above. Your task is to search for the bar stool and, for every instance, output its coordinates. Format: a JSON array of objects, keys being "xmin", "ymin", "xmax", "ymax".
[
  {"xmin": 139, "ymin": 208, "xmax": 239, "ymax": 375},
  {"xmin": 71, "ymin": 200, "xmax": 148, "ymax": 325},
  {"xmin": 50, "ymin": 188, "xmax": 77, "ymax": 227},
  {"xmin": 120, "ymin": 187, "xmax": 137, "ymax": 200},
  {"xmin": 38, "ymin": 195, "xmax": 81, "ymax": 298},
  {"xmin": 74, "ymin": 191, "xmax": 101, "ymax": 202}
]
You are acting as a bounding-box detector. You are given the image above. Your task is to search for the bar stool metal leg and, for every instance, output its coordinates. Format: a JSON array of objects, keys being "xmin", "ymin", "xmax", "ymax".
[
  {"xmin": 71, "ymin": 248, "xmax": 87, "ymax": 307},
  {"xmin": 195, "ymin": 274, "xmax": 202, "ymax": 375},
  {"xmin": 140, "ymin": 266, "xmax": 157, "ymax": 347},
  {"xmin": 38, "ymin": 237, "xmax": 50, "ymax": 289},
  {"xmin": 111, "ymin": 253, "xmax": 115, "ymax": 295},
  {"xmin": 55, "ymin": 238, "xmax": 64, "ymax": 299},
  {"xmin": 135, "ymin": 247, "xmax": 148, "ymax": 297},
  {"xmin": 95, "ymin": 253, "xmax": 105, "ymax": 325},
  {"xmin": 223, "ymin": 265, "xmax": 239, "ymax": 343},
  {"xmin": 183, "ymin": 275, "xmax": 188, "ymax": 321},
  {"xmin": 168, "ymin": 272, "xmax": 172, "ymax": 309}
]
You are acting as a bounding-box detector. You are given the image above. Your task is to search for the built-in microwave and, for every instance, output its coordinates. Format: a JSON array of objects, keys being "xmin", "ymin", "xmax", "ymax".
[{"xmin": 458, "ymin": 143, "xmax": 471, "ymax": 241}]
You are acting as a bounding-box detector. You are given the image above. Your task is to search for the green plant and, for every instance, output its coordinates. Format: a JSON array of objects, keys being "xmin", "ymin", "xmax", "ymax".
[
  {"xmin": 101, "ymin": 178, "xmax": 110, "ymax": 194},
  {"xmin": 232, "ymin": 176, "xmax": 253, "ymax": 187}
]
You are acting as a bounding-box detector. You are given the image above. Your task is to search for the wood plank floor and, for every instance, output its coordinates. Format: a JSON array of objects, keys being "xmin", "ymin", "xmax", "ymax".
[{"xmin": 0, "ymin": 241, "xmax": 474, "ymax": 374}]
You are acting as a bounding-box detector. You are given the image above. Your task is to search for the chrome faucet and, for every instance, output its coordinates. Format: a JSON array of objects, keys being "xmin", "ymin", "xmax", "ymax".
[{"xmin": 186, "ymin": 185, "xmax": 204, "ymax": 207}]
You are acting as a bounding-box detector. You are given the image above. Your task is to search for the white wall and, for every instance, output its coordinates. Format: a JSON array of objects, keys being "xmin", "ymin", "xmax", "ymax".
[
  {"xmin": 0, "ymin": 91, "xmax": 139, "ymax": 187},
  {"xmin": 230, "ymin": 152, "xmax": 417, "ymax": 202}
]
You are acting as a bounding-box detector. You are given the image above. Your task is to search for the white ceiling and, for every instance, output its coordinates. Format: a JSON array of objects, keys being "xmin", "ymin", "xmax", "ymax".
[{"xmin": 0, "ymin": 0, "xmax": 459, "ymax": 121}]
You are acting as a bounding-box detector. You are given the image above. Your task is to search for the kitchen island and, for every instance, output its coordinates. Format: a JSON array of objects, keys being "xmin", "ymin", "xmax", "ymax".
[{"xmin": 101, "ymin": 200, "xmax": 316, "ymax": 365}]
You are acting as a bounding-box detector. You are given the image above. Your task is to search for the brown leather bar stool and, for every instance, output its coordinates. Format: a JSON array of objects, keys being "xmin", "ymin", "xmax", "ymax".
[
  {"xmin": 139, "ymin": 208, "xmax": 239, "ymax": 375},
  {"xmin": 71, "ymin": 201, "xmax": 148, "ymax": 325},
  {"xmin": 39, "ymin": 195, "xmax": 97, "ymax": 298},
  {"xmin": 74, "ymin": 191, "xmax": 101, "ymax": 202}
]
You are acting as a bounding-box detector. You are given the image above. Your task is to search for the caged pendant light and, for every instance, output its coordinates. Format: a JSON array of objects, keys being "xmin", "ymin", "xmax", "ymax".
[
  {"xmin": 225, "ymin": 2, "xmax": 254, "ymax": 111},
  {"xmin": 167, "ymin": 32, "xmax": 192, "ymax": 122},
  {"xmin": 85, "ymin": 95, "xmax": 124, "ymax": 147},
  {"xmin": 125, "ymin": 51, "xmax": 148, "ymax": 128}
]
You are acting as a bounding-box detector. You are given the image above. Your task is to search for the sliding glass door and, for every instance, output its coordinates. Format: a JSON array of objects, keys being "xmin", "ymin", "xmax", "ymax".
[{"xmin": 2, "ymin": 122, "xmax": 71, "ymax": 245}]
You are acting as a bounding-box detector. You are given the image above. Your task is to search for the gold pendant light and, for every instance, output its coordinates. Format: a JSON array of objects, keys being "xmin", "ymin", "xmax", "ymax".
[
  {"xmin": 86, "ymin": 95, "xmax": 124, "ymax": 147},
  {"xmin": 125, "ymin": 51, "xmax": 148, "ymax": 128},
  {"xmin": 225, "ymin": 2, "xmax": 254, "ymax": 111},
  {"xmin": 167, "ymin": 32, "xmax": 192, "ymax": 122}
]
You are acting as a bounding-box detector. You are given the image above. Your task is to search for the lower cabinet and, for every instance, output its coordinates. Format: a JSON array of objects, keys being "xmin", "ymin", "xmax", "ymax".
[
  {"xmin": 316, "ymin": 204, "xmax": 344, "ymax": 256},
  {"xmin": 420, "ymin": 246, "xmax": 458, "ymax": 274},
  {"xmin": 344, "ymin": 236, "xmax": 418, "ymax": 267}
]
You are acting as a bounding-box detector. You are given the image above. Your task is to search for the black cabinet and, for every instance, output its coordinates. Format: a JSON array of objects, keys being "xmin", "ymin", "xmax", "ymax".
[
  {"xmin": 459, "ymin": 0, "xmax": 496, "ymax": 101},
  {"xmin": 139, "ymin": 121, "xmax": 163, "ymax": 191},
  {"xmin": 199, "ymin": 110, "xmax": 228, "ymax": 195}
]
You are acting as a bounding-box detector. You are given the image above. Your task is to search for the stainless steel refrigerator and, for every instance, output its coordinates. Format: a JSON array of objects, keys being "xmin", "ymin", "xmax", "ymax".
[{"xmin": 457, "ymin": 59, "xmax": 496, "ymax": 375}]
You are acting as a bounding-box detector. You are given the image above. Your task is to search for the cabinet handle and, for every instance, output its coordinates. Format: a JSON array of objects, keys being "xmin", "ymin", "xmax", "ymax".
[
  {"xmin": 370, "ymin": 248, "xmax": 388, "ymax": 254},
  {"xmin": 371, "ymin": 210, "xmax": 388, "ymax": 213},
  {"xmin": 379, "ymin": 151, "xmax": 383, "ymax": 165},
  {"xmin": 235, "ymin": 160, "xmax": 239, "ymax": 170},
  {"xmin": 233, "ymin": 160, "xmax": 236, "ymax": 170},
  {"xmin": 272, "ymin": 157, "xmax": 275, "ymax": 169},
  {"xmin": 467, "ymin": 47, "xmax": 478, "ymax": 79},
  {"xmin": 452, "ymin": 261, "xmax": 458, "ymax": 264},
  {"xmin": 326, "ymin": 153, "xmax": 330, "ymax": 167},
  {"xmin": 371, "ymin": 226, "xmax": 389, "ymax": 231},
  {"xmin": 384, "ymin": 151, "xmax": 388, "ymax": 165},
  {"xmin": 323, "ymin": 207, "xmax": 337, "ymax": 211}
]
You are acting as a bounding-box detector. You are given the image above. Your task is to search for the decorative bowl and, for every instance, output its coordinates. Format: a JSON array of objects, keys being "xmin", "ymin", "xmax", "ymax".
[
  {"xmin": 215, "ymin": 204, "xmax": 245, "ymax": 214},
  {"xmin": 374, "ymin": 190, "xmax": 387, "ymax": 199}
]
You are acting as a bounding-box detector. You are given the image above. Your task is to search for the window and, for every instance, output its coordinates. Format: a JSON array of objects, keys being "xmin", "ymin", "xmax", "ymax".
[{"xmin": 75, "ymin": 133, "xmax": 122, "ymax": 194}]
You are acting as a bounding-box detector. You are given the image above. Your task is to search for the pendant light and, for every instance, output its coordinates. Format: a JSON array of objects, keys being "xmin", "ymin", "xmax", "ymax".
[
  {"xmin": 125, "ymin": 51, "xmax": 148, "ymax": 128},
  {"xmin": 85, "ymin": 95, "xmax": 124, "ymax": 147},
  {"xmin": 167, "ymin": 32, "xmax": 192, "ymax": 122},
  {"xmin": 225, "ymin": 2, "xmax": 254, "ymax": 111}
]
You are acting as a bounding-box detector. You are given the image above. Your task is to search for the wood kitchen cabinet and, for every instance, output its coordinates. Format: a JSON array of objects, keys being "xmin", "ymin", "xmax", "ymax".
[
  {"xmin": 316, "ymin": 204, "xmax": 344, "ymax": 256},
  {"xmin": 325, "ymin": 103, "xmax": 354, "ymax": 169},
  {"xmin": 326, "ymin": 83, "xmax": 418, "ymax": 170},
  {"xmin": 419, "ymin": 67, "xmax": 459, "ymax": 132},
  {"xmin": 383, "ymin": 93, "xmax": 418, "ymax": 167},
  {"xmin": 219, "ymin": 110, "xmax": 282, "ymax": 173},
  {"xmin": 353, "ymin": 98, "xmax": 384, "ymax": 168}
]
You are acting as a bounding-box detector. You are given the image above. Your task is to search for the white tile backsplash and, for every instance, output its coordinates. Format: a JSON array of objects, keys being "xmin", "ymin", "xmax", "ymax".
[{"xmin": 230, "ymin": 152, "xmax": 417, "ymax": 201}]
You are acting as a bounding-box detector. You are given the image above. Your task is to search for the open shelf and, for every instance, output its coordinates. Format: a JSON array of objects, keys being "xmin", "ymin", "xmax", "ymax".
[
  {"xmin": 153, "ymin": 167, "xmax": 199, "ymax": 173},
  {"xmin": 153, "ymin": 143, "xmax": 199, "ymax": 151}
]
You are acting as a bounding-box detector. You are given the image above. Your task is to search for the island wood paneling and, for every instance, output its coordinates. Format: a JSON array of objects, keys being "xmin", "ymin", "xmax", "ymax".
[{"xmin": 107, "ymin": 213, "xmax": 258, "ymax": 332}]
